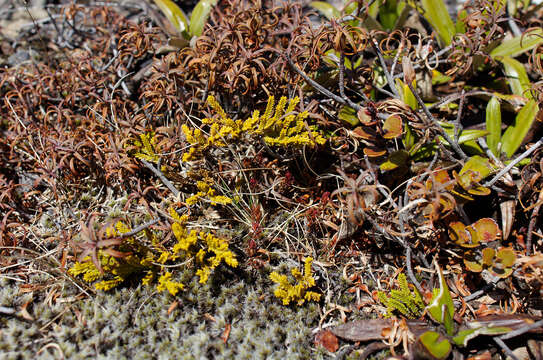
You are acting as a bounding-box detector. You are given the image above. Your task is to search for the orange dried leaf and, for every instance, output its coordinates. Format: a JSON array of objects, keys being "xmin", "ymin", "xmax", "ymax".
[
  {"xmin": 382, "ymin": 115, "xmax": 403, "ymax": 139},
  {"xmin": 352, "ymin": 126, "xmax": 374, "ymax": 140},
  {"xmin": 470, "ymin": 218, "xmax": 500, "ymax": 243},
  {"xmin": 314, "ymin": 330, "xmax": 339, "ymax": 352},
  {"xmin": 363, "ymin": 146, "xmax": 387, "ymax": 157}
]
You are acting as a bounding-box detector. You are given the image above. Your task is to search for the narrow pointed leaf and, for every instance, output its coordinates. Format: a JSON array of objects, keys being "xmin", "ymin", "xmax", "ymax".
[
  {"xmin": 490, "ymin": 28, "xmax": 543, "ymax": 58},
  {"xmin": 153, "ymin": 0, "xmax": 189, "ymax": 34},
  {"xmin": 310, "ymin": 1, "xmax": 341, "ymax": 20},
  {"xmin": 497, "ymin": 56, "xmax": 532, "ymax": 99},
  {"xmin": 485, "ymin": 96, "xmax": 502, "ymax": 156},
  {"xmin": 501, "ymin": 100, "xmax": 539, "ymax": 158},
  {"xmin": 426, "ymin": 263, "xmax": 455, "ymax": 330},
  {"xmin": 189, "ymin": 0, "xmax": 217, "ymax": 37},
  {"xmin": 420, "ymin": 0, "xmax": 456, "ymax": 46}
]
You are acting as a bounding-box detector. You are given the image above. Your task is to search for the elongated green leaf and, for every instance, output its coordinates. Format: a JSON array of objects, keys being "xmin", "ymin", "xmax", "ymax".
[
  {"xmin": 396, "ymin": 78, "xmax": 418, "ymax": 110},
  {"xmin": 439, "ymin": 126, "xmax": 488, "ymax": 145},
  {"xmin": 497, "ymin": 56, "xmax": 532, "ymax": 99},
  {"xmin": 490, "ymin": 28, "xmax": 543, "ymax": 58},
  {"xmin": 426, "ymin": 263, "xmax": 455, "ymax": 334},
  {"xmin": 368, "ymin": 0, "xmax": 380, "ymax": 17},
  {"xmin": 453, "ymin": 326, "xmax": 512, "ymax": 347},
  {"xmin": 419, "ymin": 331, "xmax": 452, "ymax": 359},
  {"xmin": 501, "ymin": 100, "xmax": 539, "ymax": 158},
  {"xmin": 403, "ymin": 124, "xmax": 416, "ymax": 151},
  {"xmin": 310, "ymin": 1, "xmax": 340, "ymax": 20},
  {"xmin": 486, "ymin": 96, "xmax": 502, "ymax": 156},
  {"xmin": 420, "ymin": 0, "xmax": 456, "ymax": 46},
  {"xmin": 153, "ymin": 0, "xmax": 189, "ymax": 34},
  {"xmin": 189, "ymin": 0, "xmax": 217, "ymax": 37},
  {"xmin": 379, "ymin": 0, "xmax": 398, "ymax": 30}
]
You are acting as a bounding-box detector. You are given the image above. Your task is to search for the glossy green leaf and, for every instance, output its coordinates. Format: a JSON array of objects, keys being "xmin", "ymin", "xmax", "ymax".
[
  {"xmin": 344, "ymin": 1, "xmax": 358, "ymax": 15},
  {"xmin": 310, "ymin": 1, "xmax": 340, "ymax": 20},
  {"xmin": 485, "ymin": 96, "xmax": 502, "ymax": 156},
  {"xmin": 420, "ymin": 331, "xmax": 452, "ymax": 359},
  {"xmin": 379, "ymin": 0, "xmax": 400, "ymax": 30},
  {"xmin": 490, "ymin": 28, "xmax": 543, "ymax": 58},
  {"xmin": 501, "ymin": 100, "xmax": 539, "ymax": 158},
  {"xmin": 396, "ymin": 78, "xmax": 418, "ymax": 110},
  {"xmin": 153, "ymin": 0, "xmax": 189, "ymax": 34},
  {"xmin": 410, "ymin": 143, "xmax": 438, "ymax": 161},
  {"xmin": 497, "ymin": 56, "xmax": 532, "ymax": 99},
  {"xmin": 439, "ymin": 126, "xmax": 488, "ymax": 146},
  {"xmin": 403, "ymin": 124, "xmax": 416, "ymax": 151},
  {"xmin": 338, "ymin": 106, "xmax": 360, "ymax": 126},
  {"xmin": 426, "ymin": 263, "xmax": 455, "ymax": 334},
  {"xmin": 380, "ymin": 150, "xmax": 409, "ymax": 171},
  {"xmin": 431, "ymin": 70, "xmax": 452, "ymax": 85},
  {"xmin": 459, "ymin": 155, "xmax": 493, "ymax": 180},
  {"xmin": 189, "ymin": 0, "xmax": 217, "ymax": 37},
  {"xmin": 368, "ymin": 0, "xmax": 380, "ymax": 17},
  {"xmin": 420, "ymin": 0, "xmax": 456, "ymax": 46}
]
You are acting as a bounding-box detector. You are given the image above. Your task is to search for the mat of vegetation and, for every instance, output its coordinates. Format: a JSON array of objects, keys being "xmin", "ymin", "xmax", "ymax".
[{"xmin": 1, "ymin": 0, "xmax": 543, "ymax": 358}]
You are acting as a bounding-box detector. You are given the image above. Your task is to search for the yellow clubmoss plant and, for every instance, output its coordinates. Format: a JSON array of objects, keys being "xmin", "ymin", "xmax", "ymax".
[
  {"xmin": 69, "ymin": 208, "xmax": 239, "ymax": 295},
  {"xmin": 269, "ymin": 257, "xmax": 321, "ymax": 306},
  {"xmin": 185, "ymin": 180, "xmax": 233, "ymax": 206},
  {"xmin": 377, "ymin": 273, "xmax": 425, "ymax": 318},
  {"xmin": 68, "ymin": 221, "xmax": 156, "ymax": 291},
  {"xmin": 150, "ymin": 206, "xmax": 238, "ymax": 294},
  {"xmin": 130, "ymin": 132, "xmax": 160, "ymax": 163},
  {"xmin": 182, "ymin": 95, "xmax": 326, "ymax": 161}
]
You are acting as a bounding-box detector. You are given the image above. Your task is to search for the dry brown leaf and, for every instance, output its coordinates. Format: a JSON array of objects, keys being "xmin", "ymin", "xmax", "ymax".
[{"xmin": 314, "ymin": 330, "xmax": 339, "ymax": 352}]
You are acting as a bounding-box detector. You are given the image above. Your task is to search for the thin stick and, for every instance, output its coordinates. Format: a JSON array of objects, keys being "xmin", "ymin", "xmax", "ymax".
[
  {"xmin": 454, "ymin": 90, "xmax": 465, "ymax": 143},
  {"xmin": 494, "ymin": 337, "xmax": 519, "ymax": 360},
  {"xmin": 339, "ymin": 51, "xmax": 366, "ymax": 109},
  {"xmin": 371, "ymin": 40, "xmax": 400, "ymax": 98},
  {"xmin": 140, "ymin": 159, "xmax": 180, "ymax": 197},
  {"xmin": 499, "ymin": 318, "xmax": 543, "ymax": 340},
  {"xmin": 285, "ymin": 55, "xmax": 359, "ymax": 110},
  {"xmin": 120, "ymin": 218, "xmax": 160, "ymax": 238},
  {"xmin": 406, "ymin": 81, "xmax": 468, "ymax": 160},
  {"xmin": 484, "ymin": 137, "xmax": 543, "ymax": 187},
  {"xmin": 526, "ymin": 190, "xmax": 543, "ymax": 256},
  {"xmin": 463, "ymin": 282, "xmax": 494, "ymax": 302}
]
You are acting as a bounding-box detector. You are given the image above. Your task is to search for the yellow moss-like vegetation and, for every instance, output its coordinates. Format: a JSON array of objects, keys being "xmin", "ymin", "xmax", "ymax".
[
  {"xmin": 69, "ymin": 211, "xmax": 238, "ymax": 295},
  {"xmin": 269, "ymin": 257, "xmax": 321, "ymax": 306},
  {"xmin": 182, "ymin": 95, "xmax": 326, "ymax": 161}
]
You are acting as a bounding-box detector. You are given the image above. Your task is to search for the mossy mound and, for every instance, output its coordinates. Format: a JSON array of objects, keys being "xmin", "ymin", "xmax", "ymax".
[{"xmin": 0, "ymin": 268, "xmax": 327, "ymax": 359}]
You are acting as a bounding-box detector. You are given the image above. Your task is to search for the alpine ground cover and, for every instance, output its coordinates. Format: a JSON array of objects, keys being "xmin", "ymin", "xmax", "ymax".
[{"xmin": 1, "ymin": 0, "xmax": 543, "ymax": 358}]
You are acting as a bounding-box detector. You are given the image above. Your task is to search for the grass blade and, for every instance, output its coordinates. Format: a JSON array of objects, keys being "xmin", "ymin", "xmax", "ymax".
[{"xmin": 153, "ymin": 0, "xmax": 189, "ymax": 34}]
